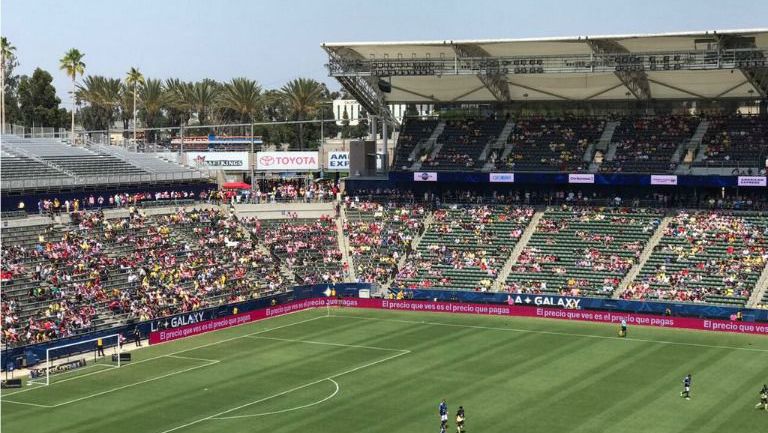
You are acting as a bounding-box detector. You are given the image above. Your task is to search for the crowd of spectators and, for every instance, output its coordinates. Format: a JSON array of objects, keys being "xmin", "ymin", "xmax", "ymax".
[
  {"xmin": 394, "ymin": 206, "xmax": 533, "ymax": 291},
  {"xmin": 1, "ymin": 207, "xmax": 291, "ymax": 345},
  {"xmin": 258, "ymin": 216, "xmax": 344, "ymax": 285},
  {"xmin": 422, "ymin": 119, "xmax": 504, "ymax": 170},
  {"xmin": 344, "ymin": 200, "xmax": 426, "ymax": 284},
  {"xmin": 695, "ymin": 115, "xmax": 768, "ymax": 170},
  {"xmin": 501, "ymin": 117, "xmax": 604, "ymax": 172},
  {"xmin": 505, "ymin": 207, "xmax": 660, "ymax": 297},
  {"xmin": 33, "ymin": 190, "xmax": 199, "ymax": 216},
  {"xmin": 602, "ymin": 116, "xmax": 697, "ymax": 173},
  {"xmin": 623, "ymin": 211, "xmax": 768, "ymax": 303}
]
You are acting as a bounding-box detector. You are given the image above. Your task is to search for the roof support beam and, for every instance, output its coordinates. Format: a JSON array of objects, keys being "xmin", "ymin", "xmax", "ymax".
[
  {"xmin": 646, "ymin": 78, "xmax": 708, "ymax": 100},
  {"xmin": 740, "ymin": 68, "xmax": 768, "ymax": 98},
  {"xmin": 324, "ymin": 46, "xmax": 399, "ymax": 126},
  {"xmin": 452, "ymin": 44, "xmax": 511, "ymax": 104},
  {"xmin": 583, "ymin": 82, "xmax": 626, "ymax": 100},
  {"xmin": 714, "ymin": 33, "xmax": 767, "ymax": 98},
  {"xmin": 390, "ymin": 85, "xmax": 441, "ymax": 102},
  {"xmin": 449, "ymin": 84, "xmax": 488, "ymax": 102},
  {"xmin": 507, "ymin": 80, "xmax": 571, "ymax": 100},
  {"xmin": 713, "ymin": 80, "xmax": 750, "ymax": 99},
  {"xmin": 586, "ymin": 40, "xmax": 652, "ymax": 101}
]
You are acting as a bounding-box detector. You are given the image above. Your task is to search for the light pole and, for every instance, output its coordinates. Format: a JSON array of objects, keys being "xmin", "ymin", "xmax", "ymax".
[
  {"xmin": 250, "ymin": 121, "xmax": 255, "ymax": 192},
  {"xmin": 133, "ymin": 82, "xmax": 138, "ymax": 150}
]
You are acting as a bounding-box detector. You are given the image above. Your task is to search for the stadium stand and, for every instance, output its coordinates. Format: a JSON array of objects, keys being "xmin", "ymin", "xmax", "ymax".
[
  {"xmin": 504, "ymin": 207, "xmax": 662, "ymax": 297},
  {"xmin": 392, "ymin": 118, "xmax": 440, "ymax": 170},
  {"xmin": 0, "ymin": 208, "xmax": 291, "ymax": 346},
  {"xmin": 624, "ymin": 211, "xmax": 768, "ymax": 306},
  {"xmin": 601, "ymin": 116, "xmax": 699, "ymax": 173},
  {"xmin": 258, "ymin": 217, "xmax": 344, "ymax": 285},
  {"xmin": 498, "ymin": 117, "xmax": 604, "ymax": 172},
  {"xmin": 344, "ymin": 200, "xmax": 426, "ymax": 284},
  {"xmin": 422, "ymin": 119, "xmax": 505, "ymax": 170},
  {"xmin": 393, "ymin": 205, "xmax": 533, "ymax": 291},
  {"xmin": 0, "ymin": 135, "xmax": 207, "ymax": 190},
  {"xmin": 692, "ymin": 115, "xmax": 768, "ymax": 173}
]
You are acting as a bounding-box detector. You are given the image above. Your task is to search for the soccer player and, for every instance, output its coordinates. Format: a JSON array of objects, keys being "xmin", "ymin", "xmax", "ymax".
[
  {"xmin": 619, "ymin": 319, "xmax": 627, "ymax": 337},
  {"xmin": 96, "ymin": 338, "xmax": 105, "ymax": 357},
  {"xmin": 456, "ymin": 406, "xmax": 465, "ymax": 433},
  {"xmin": 680, "ymin": 374, "xmax": 691, "ymax": 400},
  {"xmin": 756, "ymin": 384, "xmax": 768, "ymax": 411},
  {"xmin": 439, "ymin": 399, "xmax": 448, "ymax": 431}
]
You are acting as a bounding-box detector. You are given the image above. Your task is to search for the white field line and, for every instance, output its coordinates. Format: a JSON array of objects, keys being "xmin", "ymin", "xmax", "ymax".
[
  {"xmin": 0, "ymin": 399, "xmax": 54, "ymax": 408},
  {"xmin": 48, "ymin": 359, "xmax": 220, "ymax": 408},
  {"xmin": 246, "ymin": 335, "xmax": 408, "ymax": 353},
  {"xmin": 158, "ymin": 347, "xmax": 411, "ymax": 433},
  {"xmin": 327, "ymin": 314, "xmax": 768, "ymax": 353},
  {"xmin": 1, "ymin": 312, "xmax": 325, "ymax": 399},
  {"xmin": 2, "ymin": 360, "xmax": 219, "ymax": 409},
  {"xmin": 211, "ymin": 378, "xmax": 340, "ymax": 420}
]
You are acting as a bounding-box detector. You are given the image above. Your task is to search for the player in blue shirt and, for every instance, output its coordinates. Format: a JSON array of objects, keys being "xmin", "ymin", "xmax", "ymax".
[
  {"xmin": 680, "ymin": 374, "xmax": 692, "ymax": 400},
  {"xmin": 439, "ymin": 399, "xmax": 448, "ymax": 432}
]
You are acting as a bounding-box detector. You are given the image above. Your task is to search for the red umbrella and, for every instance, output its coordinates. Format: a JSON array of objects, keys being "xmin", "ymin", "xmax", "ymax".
[{"xmin": 222, "ymin": 182, "xmax": 251, "ymax": 189}]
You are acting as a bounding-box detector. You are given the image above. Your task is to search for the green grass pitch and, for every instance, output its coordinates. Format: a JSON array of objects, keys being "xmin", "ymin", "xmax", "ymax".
[{"xmin": 2, "ymin": 307, "xmax": 767, "ymax": 433}]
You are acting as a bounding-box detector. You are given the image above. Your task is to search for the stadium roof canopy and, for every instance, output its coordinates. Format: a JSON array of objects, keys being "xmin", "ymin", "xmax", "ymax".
[{"xmin": 322, "ymin": 29, "xmax": 768, "ymax": 121}]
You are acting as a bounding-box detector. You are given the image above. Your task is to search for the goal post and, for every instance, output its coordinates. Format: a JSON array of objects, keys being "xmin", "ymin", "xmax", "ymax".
[{"xmin": 29, "ymin": 334, "xmax": 122, "ymax": 386}]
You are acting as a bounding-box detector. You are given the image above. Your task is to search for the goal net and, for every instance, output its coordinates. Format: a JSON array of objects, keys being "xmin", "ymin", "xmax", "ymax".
[{"xmin": 28, "ymin": 334, "xmax": 122, "ymax": 386}]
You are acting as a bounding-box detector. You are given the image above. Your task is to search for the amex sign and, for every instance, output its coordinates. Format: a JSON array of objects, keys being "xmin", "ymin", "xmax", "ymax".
[
  {"xmin": 256, "ymin": 152, "xmax": 319, "ymax": 171},
  {"xmin": 326, "ymin": 151, "xmax": 382, "ymax": 171},
  {"xmin": 186, "ymin": 152, "xmax": 248, "ymax": 171}
]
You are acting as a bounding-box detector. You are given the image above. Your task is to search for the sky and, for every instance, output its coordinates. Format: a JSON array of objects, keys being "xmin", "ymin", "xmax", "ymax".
[{"xmin": 2, "ymin": 0, "xmax": 767, "ymax": 107}]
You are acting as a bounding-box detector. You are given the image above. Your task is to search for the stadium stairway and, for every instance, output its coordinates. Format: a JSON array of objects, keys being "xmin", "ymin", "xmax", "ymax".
[
  {"xmin": 675, "ymin": 119, "xmax": 710, "ymax": 174},
  {"xmin": 480, "ymin": 119, "xmax": 515, "ymax": 171},
  {"xmin": 336, "ymin": 208, "xmax": 356, "ymax": 282},
  {"xmin": 746, "ymin": 261, "xmax": 768, "ymax": 308},
  {"xmin": 492, "ymin": 210, "xmax": 544, "ymax": 291},
  {"xmin": 391, "ymin": 210, "xmax": 435, "ymax": 288},
  {"xmin": 613, "ymin": 214, "xmax": 672, "ymax": 298},
  {"xmin": 408, "ymin": 120, "xmax": 445, "ymax": 170}
]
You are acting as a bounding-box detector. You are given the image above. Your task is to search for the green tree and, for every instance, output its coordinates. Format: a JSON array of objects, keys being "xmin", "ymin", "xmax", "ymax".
[
  {"xmin": 218, "ymin": 77, "xmax": 261, "ymax": 123},
  {"xmin": 76, "ymin": 75, "xmax": 121, "ymax": 130},
  {"xmin": 139, "ymin": 78, "xmax": 165, "ymax": 142},
  {"xmin": 280, "ymin": 78, "xmax": 324, "ymax": 149},
  {"xmin": 341, "ymin": 105, "xmax": 350, "ymax": 138},
  {"xmin": 163, "ymin": 78, "xmax": 190, "ymax": 127},
  {"xmin": 59, "ymin": 48, "xmax": 85, "ymax": 142},
  {"xmin": 1, "ymin": 36, "xmax": 21, "ymax": 129},
  {"xmin": 17, "ymin": 68, "xmax": 67, "ymax": 128},
  {"xmin": 125, "ymin": 67, "xmax": 144, "ymax": 142}
]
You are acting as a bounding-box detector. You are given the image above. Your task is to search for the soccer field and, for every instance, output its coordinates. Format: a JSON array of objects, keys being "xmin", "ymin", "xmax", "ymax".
[{"xmin": 2, "ymin": 307, "xmax": 767, "ymax": 433}]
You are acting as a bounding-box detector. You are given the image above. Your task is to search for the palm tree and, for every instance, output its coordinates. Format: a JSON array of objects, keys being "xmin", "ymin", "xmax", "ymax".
[
  {"xmin": 76, "ymin": 76, "xmax": 122, "ymax": 131},
  {"xmin": 1, "ymin": 37, "xmax": 16, "ymax": 134},
  {"xmin": 219, "ymin": 77, "xmax": 262, "ymax": 123},
  {"xmin": 189, "ymin": 79, "xmax": 219, "ymax": 126},
  {"xmin": 59, "ymin": 48, "xmax": 85, "ymax": 144},
  {"xmin": 280, "ymin": 78, "xmax": 324, "ymax": 149},
  {"xmin": 163, "ymin": 78, "xmax": 191, "ymax": 127},
  {"xmin": 139, "ymin": 78, "xmax": 164, "ymax": 143},
  {"xmin": 125, "ymin": 67, "xmax": 144, "ymax": 145}
]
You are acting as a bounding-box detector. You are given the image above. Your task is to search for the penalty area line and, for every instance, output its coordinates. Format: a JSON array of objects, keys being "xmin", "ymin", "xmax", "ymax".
[
  {"xmin": 211, "ymin": 378, "xmax": 340, "ymax": 420},
  {"xmin": 157, "ymin": 348, "xmax": 410, "ymax": 433}
]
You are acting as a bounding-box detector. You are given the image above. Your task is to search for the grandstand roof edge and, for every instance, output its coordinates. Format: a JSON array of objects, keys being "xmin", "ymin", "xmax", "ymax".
[{"xmin": 321, "ymin": 28, "xmax": 768, "ymax": 48}]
